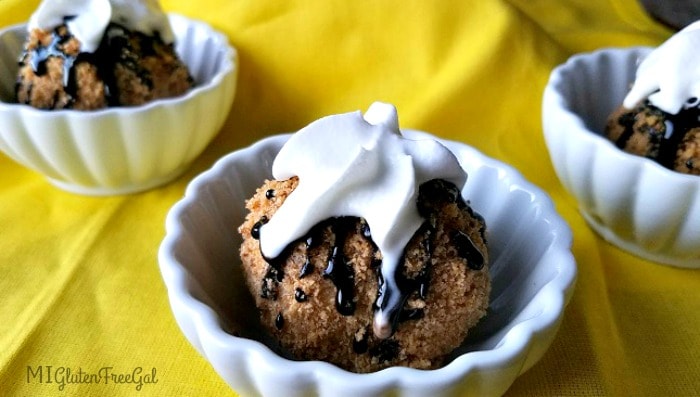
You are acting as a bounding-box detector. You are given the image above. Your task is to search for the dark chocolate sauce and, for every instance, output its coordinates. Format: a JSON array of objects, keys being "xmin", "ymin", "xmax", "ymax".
[
  {"xmin": 263, "ymin": 217, "xmax": 359, "ymax": 314},
  {"xmin": 259, "ymin": 217, "xmax": 356, "ymax": 311},
  {"xmin": 299, "ymin": 261, "xmax": 315, "ymax": 279},
  {"xmin": 294, "ymin": 288, "xmax": 308, "ymax": 302},
  {"xmin": 258, "ymin": 217, "xmax": 323, "ymax": 299},
  {"xmin": 323, "ymin": 218, "xmax": 357, "ymax": 316},
  {"xmin": 27, "ymin": 33, "xmax": 66, "ymax": 79},
  {"xmin": 417, "ymin": 269, "xmax": 430, "ymax": 301},
  {"xmin": 100, "ymin": 23, "xmax": 157, "ymax": 104},
  {"xmin": 251, "ymin": 216, "xmax": 268, "ymax": 240},
  {"xmin": 260, "ymin": 267, "xmax": 281, "ymax": 300},
  {"xmin": 369, "ymin": 339, "xmax": 399, "ymax": 363},
  {"xmin": 614, "ymin": 111, "xmax": 639, "ymax": 152},
  {"xmin": 258, "ymin": 246, "xmax": 294, "ymax": 299},
  {"xmin": 299, "ymin": 224, "xmax": 323, "ymax": 278},
  {"xmin": 265, "ymin": 189, "xmax": 276, "ymax": 199},
  {"xmin": 352, "ymin": 328, "xmax": 369, "ymax": 354},
  {"xmin": 614, "ymin": 101, "xmax": 699, "ymax": 170},
  {"xmin": 416, "ymin": 178, "xmax": 463, "ymax": 216},
  {"xmin": 373, "ymin": 179, "xmax": 488, "ymax": 337},
  {"xmin": 360, "ymin": 219, "xmax": 371, "ymax": 239},
  {"xmin": 658, "ymin": 107, "xmax": 698, "ymax": 169},
  {"xmin": 275, "ymin": 313, "xmax": 284, "ymax": 330},
  {"xmin": 17, "ymin": 21, "xmax": 185, "ymax": 108},
  {"xmin": 297, "ymin": 225, "xmax": 324, "ymax": 278},
  {"xmin": 374, "ymin": 223, "xmax": 434, "ymax": 335},
  {"xmin": 257, "ymin": 179, "xmax": 487, "ymax": 340},
  {"xmin": 453, "ymin": 231, "xmax": 485, "ymax": 270},
  {"xmin": 18, "ymin": 24, "xmax": 81, "ymax": 108},
  {"xmin": 416, "ymin": 225, "xmax": 433, "ymax": 300},
  {"xmin": 398, "ymin": 308, "xmax": 425, "ymax": 323}
]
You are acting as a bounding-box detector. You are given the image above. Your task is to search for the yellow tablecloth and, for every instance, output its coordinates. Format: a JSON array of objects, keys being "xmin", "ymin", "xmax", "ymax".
[{"xmin": 1, "ymin": 0, "xmax": 699, "ymax": 396}]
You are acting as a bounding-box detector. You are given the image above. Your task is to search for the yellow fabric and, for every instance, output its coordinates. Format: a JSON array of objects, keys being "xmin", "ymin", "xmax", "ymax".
[{"xmin": 1, "ymin": 0, "xmax": 698, "ymax": 396}]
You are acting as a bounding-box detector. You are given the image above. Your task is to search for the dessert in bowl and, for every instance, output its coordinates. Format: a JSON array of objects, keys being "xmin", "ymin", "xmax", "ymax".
[
  {"xmin": 238, "ymin": 103, "xmax": 492, "ymax": 373},
  {"xmin": 159, "ymin": 103, "xmax": 577, "ymax": 396},
  {"xmin": 542, "ymin": 24, "xmax": 700, "ymax": 268},
  {"xmin": 0, "ymin": 0, "xmax": 237, "ymax": 195}
]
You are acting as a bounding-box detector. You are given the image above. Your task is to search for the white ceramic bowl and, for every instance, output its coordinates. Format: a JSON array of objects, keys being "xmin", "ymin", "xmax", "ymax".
[
  {"xmin": 158, "ymin": 130, "xmax": 577, "ymax": 397},
  {"xmin": 543, "ymin": 48, "xmax": 700, "ymax": 268},
  {"xmin": 0, "ymin": 14, "xmax": 237, "ymax": 195}
]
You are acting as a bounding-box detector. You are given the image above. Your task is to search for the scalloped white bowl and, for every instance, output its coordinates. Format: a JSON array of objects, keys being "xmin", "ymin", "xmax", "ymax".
[
  {"xmin": 0, "ymin": 14, "xmax": 237, "ymax": 195},
  {"xmin": 543, "ymin": 48, "xmax": 700, "ymax": 268},
  {"xmin": 158, "ymin": 129, "xmax": 577, "ymax": 397}
]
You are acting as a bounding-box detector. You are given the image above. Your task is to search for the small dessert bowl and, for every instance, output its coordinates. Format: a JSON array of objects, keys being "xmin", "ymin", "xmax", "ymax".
[
  {"xmin": 158, "ymin": 130, "xmax": 577, "ymax": 397},
  {"xmin": 543, "ymin": 48, "xmax": 700, "ymax": 268},
  {"xmin": 0, "ymin": 14, "xmax": 237, "ymax": 195}
]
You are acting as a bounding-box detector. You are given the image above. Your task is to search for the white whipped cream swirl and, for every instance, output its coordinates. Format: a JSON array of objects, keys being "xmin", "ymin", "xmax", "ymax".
[
  {"xmin": 259, "ymin": 102, "xmax": 467, "ymax": 339},
  {"xmin": 624, "ymin": 20, "xmax": 700, "ymax": 114},
  {"xmin": 28, "ymin": 0, "xmax": 174, "ymax": 53}
]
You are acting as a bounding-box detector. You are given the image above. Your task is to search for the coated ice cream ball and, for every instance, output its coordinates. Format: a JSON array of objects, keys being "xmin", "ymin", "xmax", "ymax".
[
  {"xmin": 605, "ymin": 100, "xmax": 700, "ymax": 175},
  {"xmin": 15, "ymin": 23, "xmax": 193, "ymax": 110},
  {"xmin": 675, "ymin": 127, "xmax": 700, "ymax": 175},
  {"xmin": 238, "ymin": 177, "xmax": 490, "ymax": 373}
]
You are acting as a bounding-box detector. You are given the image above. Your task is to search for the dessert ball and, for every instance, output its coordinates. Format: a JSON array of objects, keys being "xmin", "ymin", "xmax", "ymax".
[
  {"xmin": 604, "ymin": 20, "xmax": 700, "ymax": 176},
  {"xmin": 675, "ymin": 127, "xmax": 700, "ymax": 175},
  {"xmin": 239, "ymin": 177, "xmax": 490, "ymax": 373},
  {"xmin": 16, "ymin": 23, "xmax": 193, "ymax": 110},
  {"xmin": 605, "ymin": 101, "xmax": 700, "ymax": 175}
]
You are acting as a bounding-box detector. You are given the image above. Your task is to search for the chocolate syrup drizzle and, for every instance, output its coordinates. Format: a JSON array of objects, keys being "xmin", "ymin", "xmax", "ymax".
[
  {"xmin": 251, "ymin": 216, "xmax": 268, "ymax": 240},
  {"xmin": 257, "ymin": 179, "xmax": 487, "ymax": 340},
  {"xmin": 16, "ymin": 21, "xmax": 181, "ymax": 109},
  {"xmin": 323, "ymin": 218, "xmax": 358, "ymax": 315},
  {"xmin": 369, "ymin": 339, "xmax": 400, "ymax": 363},
  {"xmin": 275, "ymin": 313, "xmax": 284, "ymax": 330},
  {"xmin": 352, "ymin": 327, "xmax": 369, "ymax": 354},
  {"xmin": 101, "ymin": 24, "xmax": 158, "ymax": 104},
  {"xmin": 17, "ymin": 19, "xmax": 82, "ymax": 108},
  {"xmin": 294, "ymin": 288, "xmax": 308, "ymax": 302},
  {"xmin": 372, "ymin": 179, "xmax": 486, "ymax": 336},
  {"xmin": 257, "ymin": 215, "xmax": 359, "ymax": 316},
  {"xmin": 613, "ymin": 100, "xmax": 700, "ymax": 171},
  {"xmin": 373, "ymin": 222, "xmax": 434, "ymax": 335},
  {"xmin": 453, "ymin": 231, "xmax": 485, "ymax": 270}
]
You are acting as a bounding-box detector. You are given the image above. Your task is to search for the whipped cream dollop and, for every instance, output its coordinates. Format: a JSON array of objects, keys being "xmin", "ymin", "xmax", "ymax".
[
  {"xmin": 28, "ymin": 0, "xmax": 174, "ymax": 53},
  {"xmin": 623, "ymin": 20, "xmax": 700, "ymax": 114},
  {"xmin": 259, "ymin": 102, "xmax": 467, "ymax": 339}
]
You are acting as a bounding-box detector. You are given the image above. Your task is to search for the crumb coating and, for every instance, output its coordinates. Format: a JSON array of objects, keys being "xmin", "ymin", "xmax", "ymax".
[
  {"xmin": 15, "ymin": 23, "xmax": 193, "ymax": 110},
  {"xmin": 238, "ymin": 177, "xmax": 490, "ymax": 373},
  {"xmin": 605, "ymin": 101, "xmax": 700, "ymax": 175}
]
